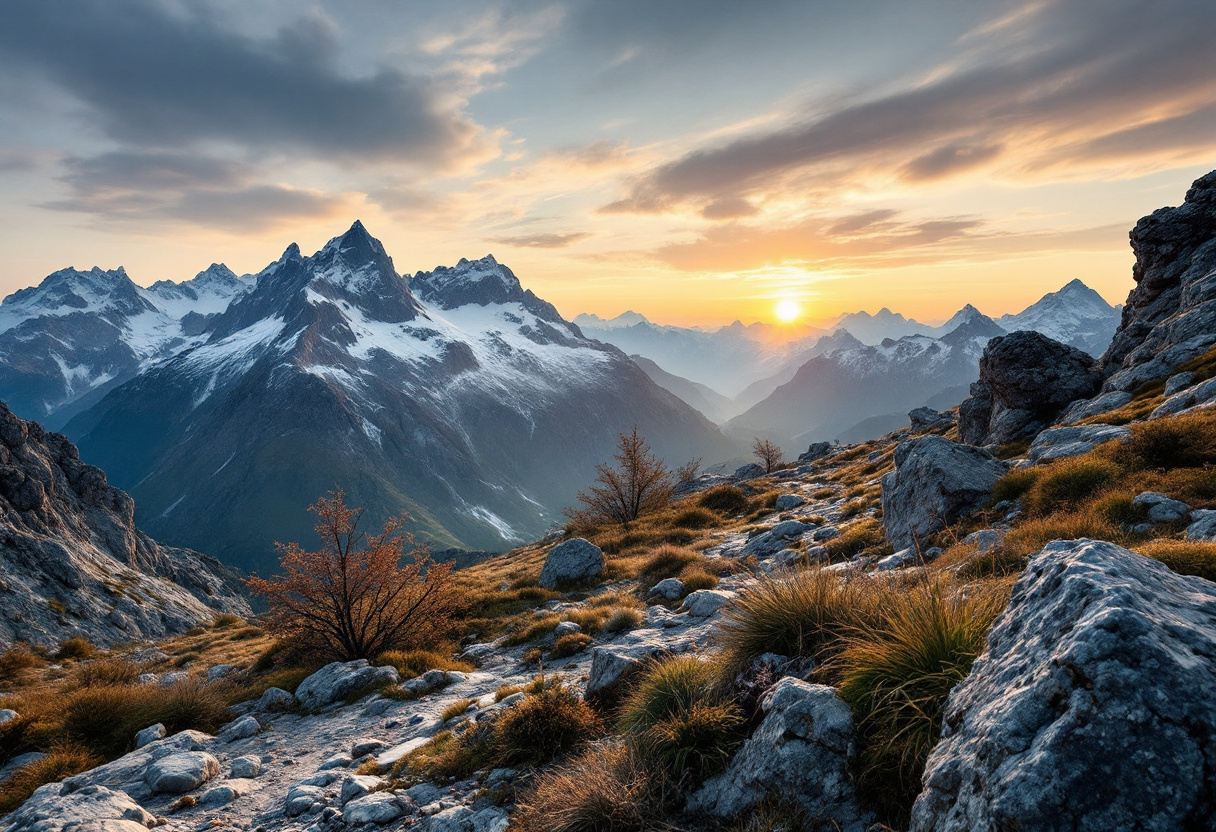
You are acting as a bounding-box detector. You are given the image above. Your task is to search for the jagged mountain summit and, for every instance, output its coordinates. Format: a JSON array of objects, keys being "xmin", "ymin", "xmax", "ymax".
[
  {"xmin": 0, "ymin": 401, "xmax": 247, "ymax": 646},
  {"xmin": 726, "ymin": 312, "xmax": 1008, "ymax": 448},
  {"xmin": 0, "ymin": 263, "xmax": 253, "ymax": 428},
  {"xmin": 998, "ymin": 278, "xmax": 1121, "ymax": 357},
  {"xmin": 63, "ymin": 222, "xmax": 733, "ymax": 574}
]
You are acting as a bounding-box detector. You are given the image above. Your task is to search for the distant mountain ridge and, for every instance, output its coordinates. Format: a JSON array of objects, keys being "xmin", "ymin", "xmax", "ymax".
[
  {"xmin": 51, "ymin": 222, "xmax": 732, "ymax": 573},
  {"xmin": 0, "ymin": 263, "xmax": 253, "ymax": 428}
]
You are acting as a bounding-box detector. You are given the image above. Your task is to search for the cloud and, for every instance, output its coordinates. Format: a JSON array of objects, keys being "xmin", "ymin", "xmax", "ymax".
[
  {"xmin": 44, "ymin": 151, "xmax": 350, "ymax": 232},
  {"xmin": 0, "ymin": 0, "xmax": 492, "ymax": 168},
  {"xmin": 603, "ymin": 0, "xmax": 1216, "ymax": 213},
  {"xmin": 490, "ymin": 231, "xmax": 593, "ymax": 248},
  {"xmin": 649, "ymin": 211, "xmax": 1127, "ymax": 274}
]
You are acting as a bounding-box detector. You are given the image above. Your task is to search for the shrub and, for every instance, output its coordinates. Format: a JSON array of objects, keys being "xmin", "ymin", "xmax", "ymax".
[
  {"xmin": 698, "ymin": 485, "xmax": 750, "ymax": 515},
  {"xmin": 1122, "ymin": 410, "xmax": 1216, "ymax": 471},
  {"xmin": 552, "ymin": 633, "xmax": 593, "ymax": 658},
  {"xmin": 825, "ymin": 518, "xmax": 888, "ymax": 560},
  {"xmin": 639, "ymin": 545, "xmax": 700, "ymax": 582},
  {"xmin": 568, "ymin": 427, "xmax": 674, "ymax": 530},
  {"xmin": 0, "ymin": 743, "xmax": 98, "ymax": 813},
  {"xmin": 441, "ymin": 699, "xmax": 477, "ymax": 722},
  {"xmin": 600, "ymin": 608, "xmax": 643, "ymax": 635},
  {"xmin": 211, "ymin": 613, "xmax": 245, "ymax": 629},
  {"xmin": 679, "ymin": 568, "xmax": 718, "ymax": 593},
  {"xmin": 718, "ymin": 569, "xmax": 877, "ymax": 673},
  {"xmin": 377, "ymin": 650, "xmax": 473, "ymax": 678},
  {"xmin": 1022, "ymin": 457, "xmax": 1121, "ymax": 517},
  {"xmin": 831, "ymin": 579, "xmax": 1010, "ymax": 827},
  {"xmin": 401, "ymin": 724, "xmax": 496, "ymax": 781},
  {"xmin": 752, "ymin": 438, "xmax": 784, "ymax": 473},
  {"xmin": 248, "ymin": 490, "xmax": 461, "ymax": 662},
  {"xmin": 1135, "ymin": 540, "xmax": 1216, "ymax": 582},
  {"xmin": 505, "ymin": 615, "xmax": 562, "ymax": 646},
  {"xmin": 669, "ymin": 507, "xmax": 718, "ymax": 530},
  {"xmin": 514, "ymin": 746, "xmax": 655, "ymax": 832},
  {"xmin": 55, "ymin": 637, "xmax": 95, "ymax": 662},
  {"xmin": 0, "ymin": 646, "xmax": 44, "ymax": 684},
  {"xmin": 73, "ymin": 658, "xmax": 143, "ymax": 688},
  {"xmin": 1091, "ymin": 491, "xmax": 1149, "ymax": 527},
  {"xmin": 632, "ymin": 700, "xmax": 742, "ymax": 782},
  {"xmin": 62, "ymin": 680, "xmax": 230, "ymax": 758},
  {"xmin": 493, "ymin": 686, "xmax": 604, "ymax": 768},
  {"xmin": 989, "ymin": 467, "xmax": 1040, "ymax": 505},
  {"xmin": 619, "ymin": 656, "xmax": 743, "ymax": 782}
]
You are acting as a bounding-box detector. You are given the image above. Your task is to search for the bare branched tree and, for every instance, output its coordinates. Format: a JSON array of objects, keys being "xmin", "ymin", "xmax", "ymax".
[
  {"xmin": 676, "ymin": 457, "xmax": 703, "ymax": 484},
  {"xmin": 569, "ymin": 426, "xmax": 675, "ymax": 529},
  {"xmin": 247, "ymin": 490, "xmax": 460, "ymax": 661},
  {"xmin": 752, "ymin": 438, "xmax": 784, "ymax": 473}
]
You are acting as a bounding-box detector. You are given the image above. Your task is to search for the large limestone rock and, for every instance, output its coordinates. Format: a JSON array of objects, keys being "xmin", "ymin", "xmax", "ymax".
[
  {"xmin": 1024, "ymin": 424, "xmax": 1131, "ymax": 464},
  {"xmin": 881, "ymin": 436, "xmax": 1008, "ymax": 550},
  {"xmin": 0, "ymin": 401, "xmax": 249, "ymax": 647},
  {"xmin": 294, "ymin": 660, "xmax": 401, "ymax": 709},
  {"xmin": 958, "ymin": 332, "xmax": 1103, "ymax": 446},
  {"xmin": 1099, "ymin": 170, "xmax": 1216, "ymax": 392},
  {"xmin": 3, "ymin": 783, "xmax": 155, "ymax": 832},
  {"xmin": 687, "ymin": 678, "xmax": 868, "ymax": 831},
  {"xmin": 144, "ymin": 750, "xmax": 221, "ymax": 794},
  {"xmin": 538, "ymin": 538, "xmax": 604, "ymax": 588},
  {"xmin": 911, "ymin": 539, "xmax": 1216, "ymax": 832}
]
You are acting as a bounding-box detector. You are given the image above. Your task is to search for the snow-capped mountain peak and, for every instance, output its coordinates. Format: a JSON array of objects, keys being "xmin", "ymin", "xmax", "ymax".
[
  {"xmin": 998, "ymin": 279, "xmax": 1120, "ymax": 356},
  {"xmin": 0, "ymin": 266, "xmax": 153, "ymax": 334},
  {"xmin": 412, "ymin": 254, "xmax": 564, "ymax": 322}
]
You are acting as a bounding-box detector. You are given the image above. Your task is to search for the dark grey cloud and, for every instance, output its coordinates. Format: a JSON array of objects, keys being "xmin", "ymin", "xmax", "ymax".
[
  {"xmin": 605, "ymin": 0, "xmax": 1216, "ymax": 213},
  {"xmin": 0, "ymin": 0, "xmax": 484, "ymax": 165},
  {"xmin": 490, "ymin": 232, "xmax": 592, "ymax": 248},
  {"xmin": 45, "ymin": 151, "xmax": 345, "ymax": 231}
]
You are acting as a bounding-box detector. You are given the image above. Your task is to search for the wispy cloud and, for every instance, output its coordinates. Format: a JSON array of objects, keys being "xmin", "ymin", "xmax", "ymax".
[{"xmin": 490, "ymin": 231, "xmax": 593, "ymax": 248}]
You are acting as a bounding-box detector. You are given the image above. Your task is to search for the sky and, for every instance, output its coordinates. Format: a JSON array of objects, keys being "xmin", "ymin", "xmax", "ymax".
[{"xmin": 0, "ymin": 0, "xmax": 1214, "ymax": 327}]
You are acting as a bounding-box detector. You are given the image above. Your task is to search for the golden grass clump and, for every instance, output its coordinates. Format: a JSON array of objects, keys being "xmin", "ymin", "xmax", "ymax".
[
  {"xmin": 618, "ymin": 656, "xmax": 743, "ymax": 783},
  {"xmin": 552, "ymin": 633, "xmax": 594, "ymax": 658},
  {"xmin": 0, "ymin": 743, "xmax": 99, "ymax": 813},
  {"xmin": 61, "ymin": 679, "xmax": 231, "ymax": 758},
  {"xmin": 376, "ymin": 649, "xmax": 473, "ymax": 678},
  {"xmin": 718, "ymin": 569, "xmax": 879, "ymax": 673},
  {"xmin": 1135, "ymin": 540, "xmax": 1216, "ymax": 583},
  {"xmin": 830, "ymin": 578, "xmax": 1011, "ymax": 827},
  {"xmin": 513, "ymin": 745, "xmax": 656, "ymax": 832},
  {"xmin": 697, "ymin": 485, "xmax": 750, "ymax": 515}
]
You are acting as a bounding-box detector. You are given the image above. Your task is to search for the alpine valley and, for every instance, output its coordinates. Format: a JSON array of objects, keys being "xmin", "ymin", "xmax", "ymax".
[{"xmin": 1, "ymin": 223, "xmax": 733, "ymax": 574}]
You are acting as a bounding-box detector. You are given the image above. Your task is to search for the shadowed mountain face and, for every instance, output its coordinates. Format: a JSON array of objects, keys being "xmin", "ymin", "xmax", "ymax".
[{"xmin": 61, "ymin": 223, "xmax": 734, "ymax": 574}]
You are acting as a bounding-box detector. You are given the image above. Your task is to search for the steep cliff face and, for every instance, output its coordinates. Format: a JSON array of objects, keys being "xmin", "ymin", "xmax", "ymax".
[
  {"xmin": 1100, "ymin": 170, "xmax": 1216, "ymax": 391},
  {"xmin": 0, "ymin": 401, "xmax": 248, "ymax": 647}
]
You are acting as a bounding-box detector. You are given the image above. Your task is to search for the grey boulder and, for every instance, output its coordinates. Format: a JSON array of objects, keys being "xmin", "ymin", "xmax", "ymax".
[
  {"xmin": 881, "ymin": 436, "xmax": 1008, "ymax": 550},
  {"xmin": 1187, "ymin": 510, "xmax": 1216, "ymax": 542},
  {"xmin": 343, "ymin": 792, "xmax": 407, "ymax": 824},
  {"xmin": 1025, "ymin": 424, "xmax": 1130, "ymax": 464},
  {"xmin": 1132, "ymin": 491, "xmax": 1192, "ymax": 523},
  {"xmin": 3, "ymin": 784, "xmax": 155, "ymax": 832},
  {"xmin": 294, "ymin": 660, "xmax": 400, "ymax": 709},
  {"xmin": 687, "ymin": 678, "xmax": 868, "ymax": 831},
  {"xmin": 911, "ymin": 538, "xmax": 1216, "ymax": 832},
  {"xmin": 538, "ymin": 538, "xmax": 605, "ymax": 588},
  {"xmin": 144, "ymin": 750, "xmax": 221, "ymax": 794}
]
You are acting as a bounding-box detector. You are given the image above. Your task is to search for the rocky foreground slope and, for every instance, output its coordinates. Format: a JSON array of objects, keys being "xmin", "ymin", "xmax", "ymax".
[{"xmin": 0, "ymin": 401, "xmax": 248, "ymax": 647}]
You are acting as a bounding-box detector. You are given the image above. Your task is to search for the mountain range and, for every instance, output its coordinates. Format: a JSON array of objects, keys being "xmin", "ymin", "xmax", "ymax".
[
  {"xmin": 0, "ymin": 223, "xmax": 732, "ymax": 574},
  {"xmin": 584, "ymin": 280, "xmax": 1121, "ymax": 444}
]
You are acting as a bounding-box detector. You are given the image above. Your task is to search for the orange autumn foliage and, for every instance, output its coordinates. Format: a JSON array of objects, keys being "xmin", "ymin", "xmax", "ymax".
[{"xmin": 247, "ymin": 491, "xmax": 460, "ymax": 661}]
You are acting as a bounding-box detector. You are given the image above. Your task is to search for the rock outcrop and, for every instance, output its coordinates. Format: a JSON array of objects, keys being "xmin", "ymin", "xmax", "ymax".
[
  {"xmin": 958, "ymin": 331, "xmax": 1103, "ymax": 446},
  {"xmin": 881, "ymin": 436, "xmax": 1008, "ymax": 550},
  {"xmin": 0, "ymin": 401, "xmax": 247, "ymax": 647},
  {"xmin": 911, "ymin": 539, "xmax": 1216, "ymax": 831},
  {"xmin": 1099, "ymin": 170, "xmax": 1216, "ymax": 392},
  {"xmin": 688, "ymin": 678, "xmax": 868, "ymax": 831}
]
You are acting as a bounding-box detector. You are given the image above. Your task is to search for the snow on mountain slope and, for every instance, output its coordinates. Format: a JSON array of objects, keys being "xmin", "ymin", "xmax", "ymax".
[
  {"xmin": 66, "ymin": 222, "xmax": 735, "ymax": 573},
  {"xmin": 998, "ymin": 278, "xmax": 1121, "ymax": 356},
  {"xmin": 0, "ymin": 262, "xmax": 255, "ymax": 428}
]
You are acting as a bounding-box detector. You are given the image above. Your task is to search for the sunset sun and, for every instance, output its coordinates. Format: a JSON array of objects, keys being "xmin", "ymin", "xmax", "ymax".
[{"xmin": 775, "ymin": 298, "xmax": 801, "ymax": 323}]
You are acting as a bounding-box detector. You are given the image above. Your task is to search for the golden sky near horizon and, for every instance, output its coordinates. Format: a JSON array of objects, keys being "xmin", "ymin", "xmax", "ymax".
[{"xmin": 1, "ymin": 1, "xmax": 1214, "ymax": 327}]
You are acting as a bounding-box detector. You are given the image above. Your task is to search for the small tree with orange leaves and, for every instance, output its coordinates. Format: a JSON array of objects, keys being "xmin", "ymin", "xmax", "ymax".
[
  {"xmin": 569, "ymin": 426, "xmax": 674, "ymax": 530},
  {"xmin": 247, "ymin": 491, "xmax": 459, "ymax": 662}
]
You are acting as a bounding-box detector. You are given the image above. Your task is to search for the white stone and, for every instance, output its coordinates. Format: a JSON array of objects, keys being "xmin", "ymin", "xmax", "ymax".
[
  {"xmin": 682, "ymin": 589, "xmax": 735, "ymax": 617},
  {"xmin": 133, "ymin": 723, "xmax": 165, "ymax": 749},
  {"xmin": 145, "ymin": 750, "xmax": 220, "ymax": 794},
  {"xmin": 294, "ymin": 660, "xmax": 400, "ymax": 709},
  {"xmin": 343, "ymin": 792, "xmax": 406, "ymax": 824}
]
